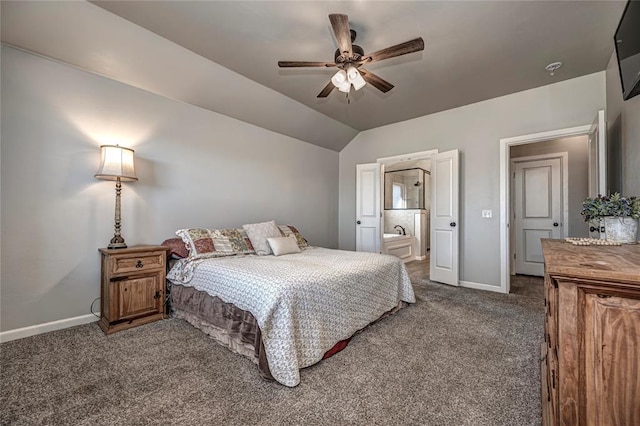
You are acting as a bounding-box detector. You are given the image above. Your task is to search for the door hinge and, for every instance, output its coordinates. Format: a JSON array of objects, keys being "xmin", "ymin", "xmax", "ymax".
[{"xmin": 514, "ymin": 253, "xmax": 516, "ymax": 259}]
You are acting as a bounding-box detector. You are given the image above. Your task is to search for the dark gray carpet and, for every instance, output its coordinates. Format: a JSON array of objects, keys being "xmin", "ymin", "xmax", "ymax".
[{"xmin": 1, "ymin": 267, "xmax": 544, "ymax": 426}]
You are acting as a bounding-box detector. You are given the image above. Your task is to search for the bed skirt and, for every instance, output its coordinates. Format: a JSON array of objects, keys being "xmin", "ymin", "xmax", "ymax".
[{"xmin": 170, "ymin": 283, "xmax": 407, "ymax": 381}]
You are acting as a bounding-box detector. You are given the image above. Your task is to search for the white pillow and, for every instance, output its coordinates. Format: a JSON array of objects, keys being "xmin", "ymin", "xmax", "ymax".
[
  {"xmin": 242, "ymin": 220, "xmax": 282, "ymax": 255},
  {"xmin": 267, "ymin": 236, "xmax": 301, "ymax": 256}
]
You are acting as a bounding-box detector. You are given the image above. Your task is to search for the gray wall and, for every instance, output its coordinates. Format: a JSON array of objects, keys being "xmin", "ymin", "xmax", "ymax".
[
  {"xmin": 0, "ymin": 46, "xmax": 339, "ymax": 332},
  {"xmin": 606, "ymin": 53, "xmax": 640, "ymax": 196},
  {"xmin": 510, "ymin": 135, "xmax": 589, "ymax": 238},
  {"xmin": 339, "ymin": 72, "xmax": 606, "ymax": 288}
]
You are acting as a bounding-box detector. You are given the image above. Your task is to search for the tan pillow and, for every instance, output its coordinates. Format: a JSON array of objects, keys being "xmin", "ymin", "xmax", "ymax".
[{"xmin": 267, "ymin": 236, "xmax": 301, "ymax": 256}]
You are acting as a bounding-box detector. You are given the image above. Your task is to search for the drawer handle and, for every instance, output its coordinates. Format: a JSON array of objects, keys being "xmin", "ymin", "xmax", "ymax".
[{"xmin": 136, "ymin": 260, "xmax": 143, "ymax": 268}]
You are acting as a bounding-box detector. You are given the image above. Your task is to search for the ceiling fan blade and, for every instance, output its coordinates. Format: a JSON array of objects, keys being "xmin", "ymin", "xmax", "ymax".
[
  {"xmin": 365, "ymin": 38, "xmax": 425, "ymax": 63},
  {"xmin": 317, "ymin": 81, "xmax": 335, "ymax": 98},
  {"xmin": 278, "ymin": 61, "xmax": 335, "ymax": 68},
  {"xmin": 359, "ymin": 69, "xmax": 394, "ymax": 93},
  {"xmin": 329, "ymin": 14, "xmax": 353, "ymax": 58}
]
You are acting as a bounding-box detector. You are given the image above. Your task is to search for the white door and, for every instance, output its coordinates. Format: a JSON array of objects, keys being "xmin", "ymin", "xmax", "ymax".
[
  {"xmin": 514, "ymin": 158, "xmax": 562, "ymax": 276},
  {"xmin": 356, "ymin": 163, "xmax": 380, "ymax": 253},
  {"xmin": 430, "ymin": 150, "xmax": 459, "ymax": 286},
  {"xmin": 588, "ymin": 110, "xmax": 606, "ymax": 239}
]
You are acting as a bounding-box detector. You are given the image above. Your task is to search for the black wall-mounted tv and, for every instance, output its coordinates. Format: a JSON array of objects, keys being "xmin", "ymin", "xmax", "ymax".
[{"xmin": 614, "ymin": 0, "xmax": 640, "ymax": 100}]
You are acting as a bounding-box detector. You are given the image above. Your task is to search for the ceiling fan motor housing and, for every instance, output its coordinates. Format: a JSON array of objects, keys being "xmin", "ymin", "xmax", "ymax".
[{"xmin": 335, "ymin": 44, "xmax": 364, "ymax": 65}]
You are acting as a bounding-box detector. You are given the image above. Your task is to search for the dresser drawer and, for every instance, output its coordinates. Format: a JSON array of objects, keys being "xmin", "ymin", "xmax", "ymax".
[{"xmin": 110, "ymin": 251, "xmax": 165, "ymax": 275}]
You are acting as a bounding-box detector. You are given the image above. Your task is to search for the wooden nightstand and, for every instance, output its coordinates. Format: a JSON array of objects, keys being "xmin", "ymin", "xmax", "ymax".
[{"xmin": 98, "ymin": 245, "xmax": 170, "ymax": 335}]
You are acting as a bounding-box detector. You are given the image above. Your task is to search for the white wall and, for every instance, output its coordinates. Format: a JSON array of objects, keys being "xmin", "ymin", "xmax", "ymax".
[
  {"xmin": 339, "ymin": 72, "xmax": 606, "ymax": 288},
  {"xmin": 606, "ymin": 53, "xmax": 640, "ymax": 196},
  {"xmin": 0, "ymin": 46, "xmax": 339, "ymax": 332}
]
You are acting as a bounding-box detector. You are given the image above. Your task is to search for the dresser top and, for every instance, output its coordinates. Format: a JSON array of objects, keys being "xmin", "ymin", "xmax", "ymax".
[
  {"xmin": 542, "ymin": 239, "xmax": 640, "ymax": 284},
  {"xmin": 99, "ymin": 245, "xmax": 170, "ymax": 255}
]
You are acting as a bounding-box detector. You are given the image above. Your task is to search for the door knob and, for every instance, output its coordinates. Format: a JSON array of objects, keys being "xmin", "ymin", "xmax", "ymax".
[
  {"xmin": 450, "ymin": 222, "xmax": 456, "ymax": 227},
  {"xmin": 356, "ymin": 220, "xmax": 361, "ymax": 225},
  {"xmin": 553, "ymin": 223, "xmax": 559, "ymax": 227}
]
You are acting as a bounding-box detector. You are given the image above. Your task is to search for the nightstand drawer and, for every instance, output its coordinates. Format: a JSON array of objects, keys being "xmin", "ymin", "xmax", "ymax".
[{"xmin": 110, "ymin": 251, "xmax": 165, "ymax": 275}]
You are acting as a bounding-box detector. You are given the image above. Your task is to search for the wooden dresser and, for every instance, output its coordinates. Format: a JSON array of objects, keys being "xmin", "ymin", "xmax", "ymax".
[{"xmin": 541, "ymin": 239, "xmax": 640, "ymax": 426}]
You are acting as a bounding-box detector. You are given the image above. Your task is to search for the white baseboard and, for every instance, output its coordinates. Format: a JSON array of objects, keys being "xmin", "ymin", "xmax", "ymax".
[
  {"xmin": 0, "ymin": 313, "xmax": 100, "ymax": 343},
  {"xmin": 459, "ymin": 280, "xmax": 507, "ymax": 294},
  {"xmin": 414, "ymin": 255, "xmax": 427, "ymax": 261}
]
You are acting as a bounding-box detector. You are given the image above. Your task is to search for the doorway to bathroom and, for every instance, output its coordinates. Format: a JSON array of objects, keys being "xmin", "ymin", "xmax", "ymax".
[
  {"xmin": 355, "ymin": 148, "xmax": 460, "ymax": 286},
  {"xmin": 381, "ymin": 161, "xmax": 431, "ymax": 263}
]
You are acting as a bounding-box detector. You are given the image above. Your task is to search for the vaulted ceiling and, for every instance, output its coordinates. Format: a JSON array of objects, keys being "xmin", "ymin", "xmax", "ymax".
[{"xmin": 1, "ymin": 1, "xmax": 626, "ymax": 151}]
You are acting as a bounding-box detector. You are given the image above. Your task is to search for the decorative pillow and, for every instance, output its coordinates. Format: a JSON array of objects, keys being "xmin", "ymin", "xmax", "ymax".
[
  {"xmin": 161, "ymin": 237, "xmax": 189, "ymax": 259},
  {"xmin": 242, "ymin": 220, "xmax": 282, "ymax": 256},
  {"xmin": 175, "ymin": 228, "xmax": 255, "ymax": 258},
  {"xmin": 278, "ymin": 225, "xmax": 309, "ymax": 248},
  {"xmin": 267, "ymin": 236, "xmax": 301, "ymax": 256},
  {"xmin": 213, "ymin": 228, "xmax": 255, "ymax": 254}
]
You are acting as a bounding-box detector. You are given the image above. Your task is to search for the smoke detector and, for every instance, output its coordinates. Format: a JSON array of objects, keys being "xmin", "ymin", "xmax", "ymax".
[{"xmin": 545, "ymin": 62, "xmax": 563, "ymax": 76}]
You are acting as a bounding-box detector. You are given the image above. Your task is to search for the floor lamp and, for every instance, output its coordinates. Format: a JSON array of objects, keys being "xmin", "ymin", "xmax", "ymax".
[{"xmin": 95, "ymin": 145, "xmax": 138, "ymax": 249}]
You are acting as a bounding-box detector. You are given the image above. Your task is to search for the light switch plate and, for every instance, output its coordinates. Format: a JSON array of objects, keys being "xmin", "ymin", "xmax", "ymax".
[{"xmin": 482, "ymin": 210, "xmax": 493, "ymax": 218}]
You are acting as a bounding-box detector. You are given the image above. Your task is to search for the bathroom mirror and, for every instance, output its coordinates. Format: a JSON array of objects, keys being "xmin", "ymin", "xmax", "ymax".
[{"xmin": 384, "ymin": 168, "xmax": 429, "ymax": 210}]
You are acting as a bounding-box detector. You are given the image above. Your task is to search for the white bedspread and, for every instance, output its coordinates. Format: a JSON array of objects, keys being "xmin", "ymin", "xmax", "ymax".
[{"xmin": 167, "ymin": 247, "xmax": 415, "ymax": 386}]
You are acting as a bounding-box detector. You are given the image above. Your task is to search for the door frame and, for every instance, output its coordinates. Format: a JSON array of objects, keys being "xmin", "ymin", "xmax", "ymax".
[
  {"xmin": 510, "ymin": 152, "xmax": 569, "ymax": 275},
  {"xmin": 500, "ymin": 124, "xmax": 592, "ymax": 293}
]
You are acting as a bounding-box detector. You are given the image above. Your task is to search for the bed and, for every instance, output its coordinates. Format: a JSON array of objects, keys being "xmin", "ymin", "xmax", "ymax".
[{"xmin": 165, "ymin": 223, "xmax": 415, "ymax": 387}]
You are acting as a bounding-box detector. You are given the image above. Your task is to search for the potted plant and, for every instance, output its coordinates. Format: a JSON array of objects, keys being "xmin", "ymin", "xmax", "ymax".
[{"xmin": 581, "ymin": 193, "xmax": 640, "ymax": 243}]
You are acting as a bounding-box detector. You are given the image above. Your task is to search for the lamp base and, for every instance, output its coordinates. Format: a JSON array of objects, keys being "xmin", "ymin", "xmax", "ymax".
[
  {"xmin": 108, "ymin": 235, "xmax": 127, "ymax": 249},
  {"xmin": 108, "ymin": 243, "xmax": 128, "ymax": 249}
]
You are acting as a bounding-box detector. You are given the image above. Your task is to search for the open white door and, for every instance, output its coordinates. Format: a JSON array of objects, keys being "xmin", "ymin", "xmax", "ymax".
[
  {"xmin": 430, "ymin": 150, "xmax": 459, "ymax": 285},
  {"xmin": 588, "ymin": 110, "xmax": 606, "ymax": 239},
  {"xmin": 588, "ymin": 110, "xmax": 607, "ymax": 197},
  {"xmin": 356, "ymin": 163, "xmax": 380, "ymax": 253}
]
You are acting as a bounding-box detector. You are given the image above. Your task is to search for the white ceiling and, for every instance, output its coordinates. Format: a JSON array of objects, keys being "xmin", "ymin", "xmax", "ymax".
[{"xmin": 1, "ymin": 1, "xmax": 627, "ymax": 151}]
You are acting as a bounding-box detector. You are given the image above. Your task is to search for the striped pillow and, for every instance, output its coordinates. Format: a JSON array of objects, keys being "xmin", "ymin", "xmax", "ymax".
[{"xmin": 278, "ymin": 225, "xmax": 308, "ymax": 248}]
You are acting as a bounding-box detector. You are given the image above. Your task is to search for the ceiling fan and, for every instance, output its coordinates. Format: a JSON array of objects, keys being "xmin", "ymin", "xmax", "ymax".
[{"xmin": 278, "ymin": 14, "xmax": 424, "ymax": 98}]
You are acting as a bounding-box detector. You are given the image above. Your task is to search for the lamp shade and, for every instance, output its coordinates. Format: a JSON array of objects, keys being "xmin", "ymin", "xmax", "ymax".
[
  {"xmin": 346, "ymin": 66, "xmax": 359, "ymax": 82},
  {"xmin": 346, "ymin": 66, "xmax": 366, "ymax": 91},
  {"xmin": 331, "ymin": 69, "xmax": 347, "ymax": 88},
  {"xmin": 94, "ymin": 145, "xmax": 137, "ymax": 181},
  {"xmin": 351, "ymin": 73, "xmax": 366, "ymax": 91}
]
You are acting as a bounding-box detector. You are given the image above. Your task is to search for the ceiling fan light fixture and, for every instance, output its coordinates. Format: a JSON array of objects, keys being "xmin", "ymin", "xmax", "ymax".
[
  {"xmin": 346, "ymin": 66, "xmax": 366, "ymax": 91},
  {"xmin": 331, "ymin": 69, "xmax": 347, "ymax": 88},
  {"xmin": 337, "ymin": 81, "xmax": 351, "ymax": 93},
  {"xmin": 346, "ymin": 66, "xmax": 359, "ymax": 81},
  {"xmin": 352, "ymin": 73, "xmax": 366, "ymax": 91}
]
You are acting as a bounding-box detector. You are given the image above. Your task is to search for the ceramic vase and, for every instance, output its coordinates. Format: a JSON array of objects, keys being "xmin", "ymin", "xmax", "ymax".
[{"xmin": 604, "ymin": 216, "xmax": 639, "ymax": 244}]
